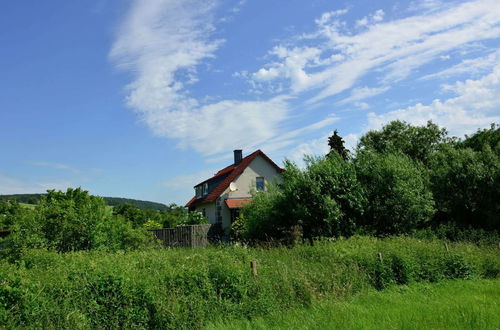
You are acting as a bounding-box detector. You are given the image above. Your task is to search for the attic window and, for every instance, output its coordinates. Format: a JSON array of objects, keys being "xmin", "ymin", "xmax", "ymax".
[
  {"xmin": 256, "ymin": 177, "xmax": 265, "ymax": 191},
  {"xmin": 195, "ymin": 186, "xmax": 202, "ymax": 198},
  {"xmin": 203, "ymin": 183, "xmax": 208, "ymax": 196}
]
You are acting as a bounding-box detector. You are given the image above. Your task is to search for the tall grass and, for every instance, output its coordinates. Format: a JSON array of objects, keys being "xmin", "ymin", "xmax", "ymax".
[
  {"xmin": 1, "ymin": 236, "xmax": 499, "ymax": 329},
  {"xmin": 207, "ymin": 279, "xmax": 500, "ymax": 330}
]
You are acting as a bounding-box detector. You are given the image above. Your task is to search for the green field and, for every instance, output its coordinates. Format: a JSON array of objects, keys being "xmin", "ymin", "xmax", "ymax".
[
  {"xmin": 207, "ymin": 279, "xmax": 500, "ymax": 330},
  {"xmin": 1, "ymin": 236, "xmax": 499, "ymax": 329}
]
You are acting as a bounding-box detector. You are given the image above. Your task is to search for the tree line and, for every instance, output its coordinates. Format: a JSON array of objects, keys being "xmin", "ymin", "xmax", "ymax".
[
  {"xmin": 235, "ymin": 121, "xmax": 499, "ymax": 242},
  {"xmin": 0, "ymin": 194, "xmax": 170, "ymax": 211},
  {"xmin": 0, "ymin": 189, "xmax": 207, "ymax": 258}
]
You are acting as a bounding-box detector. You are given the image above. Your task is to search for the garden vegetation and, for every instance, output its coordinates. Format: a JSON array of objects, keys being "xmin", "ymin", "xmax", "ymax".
[
  {"xmin": 236, "ymin": 121, "xmax": 499, "ymax": 242},
  {"xmin": 0, "ymin": 121, "xmax": 498, "ymax": 328},
  {"xmin": 0, "ymin": 237, "xmax": 499, "ymax": 328}
]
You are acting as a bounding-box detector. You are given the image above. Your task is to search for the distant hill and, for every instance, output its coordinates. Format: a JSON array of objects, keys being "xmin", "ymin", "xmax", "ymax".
[{"xmin": 0, "ymin": 194, "xmax": 170, "ymax": 211}]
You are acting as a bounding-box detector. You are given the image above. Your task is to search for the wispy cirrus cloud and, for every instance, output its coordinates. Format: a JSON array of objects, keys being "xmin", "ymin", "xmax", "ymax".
[
  {"xmin": 0, "ymin": 174, "xmax": 73, "ymax": 195},
  {"xmin": 30, "ymin": 161, "xmax": 80, "ymax": 174},
  {"xmin": 110, "ymin": 0, "xmax": 291, "ymax": 156},
  {"xmin": 366, "ymin": 64, "xmax": 500, "ymax": 137},
  {"xmin": 249, "ymin": 0, "xmax": 500, "ymax": 104},
  {"xmin": 420, "ymin": 50, "xmax": 500, "ymax": 80}
]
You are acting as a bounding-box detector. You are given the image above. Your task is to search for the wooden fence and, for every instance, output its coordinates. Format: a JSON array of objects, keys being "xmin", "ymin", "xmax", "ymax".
[{"xmin": 150, "ymin": 224, "xmax": 222, "ymax": 248}]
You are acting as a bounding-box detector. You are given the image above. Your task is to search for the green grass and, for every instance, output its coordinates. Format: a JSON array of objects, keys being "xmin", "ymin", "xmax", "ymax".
[
  {"xmin": 207, "ymin": 279, "xmax": 500, "ymax": 330},
  {"xmin": 1, "ymin": 236, "xmax": 499, "ymax": 329},
  {"xmin": 18, "ymin": 202, "xmax": 35, "ymax": 210}
]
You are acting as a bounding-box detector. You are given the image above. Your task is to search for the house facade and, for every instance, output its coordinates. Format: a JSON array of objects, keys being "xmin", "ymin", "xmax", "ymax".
[{"xmin": 185, "ymin": 149, "xmax": 283, "ymax": 230}]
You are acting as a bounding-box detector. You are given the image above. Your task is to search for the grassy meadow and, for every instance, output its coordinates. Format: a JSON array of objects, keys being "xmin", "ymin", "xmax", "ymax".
[
  {"xmin": 1, "ymin": 236, "xmax": 499, "ymax": 329},
  {"xmin": 207, "ymin": 279, "xmax": 500, "ymax": 330}
]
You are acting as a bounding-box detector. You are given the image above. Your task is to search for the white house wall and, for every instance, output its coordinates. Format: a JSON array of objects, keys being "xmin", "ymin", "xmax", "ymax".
[
  {"xmin": 194, "ymin": 202, "xmax": 216, "ymax": 224},
  {"xmin": 218, "ymin": 154, "xmax": 283, "ymax": 229}
]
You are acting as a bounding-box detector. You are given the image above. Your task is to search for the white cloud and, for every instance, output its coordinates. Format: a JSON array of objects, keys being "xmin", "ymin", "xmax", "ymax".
[
  {"xmin": 287, "ymin": 135, "xmax": 330, "ymax": 166},
  {"xmin": 164, "ymin": 169, "xmax": 216, "ymax": 190},
  {"xmin": 30, "ymin": 161, "xmax": 80, "ymax": 174},
  {"xmin": 0, "ymin": 174, "xmax": 73, "ymax": 195},
  {"xmin": 338, "ymin": 86, "xmax": 389, "ymax": 105},
  {"xmin": 111, "ymin": 0, "xmax": 291, "ymax": 156},
  {"xmin": 356, "ymin": 9, "xmax": 385, "ymax": 27},
  {"xmin": 248, "ymin": 0, "xmax": 500, "ymax": 103},
  {"xmin": 421, "ymin": 50, "xmax": 500, "ymax": 80},
  {"xmin": 287, "ymin": 130, "xmax": 359, "ymax": 167},
  {"xmin": 366, "ymin": 65, "xmax": 500, "ymax": 137}
]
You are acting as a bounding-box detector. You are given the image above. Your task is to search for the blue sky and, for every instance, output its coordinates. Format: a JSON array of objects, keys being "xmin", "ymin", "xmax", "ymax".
[{"xmin": 1, "ymin": 0, "xmax": 499, "ymax": 205}]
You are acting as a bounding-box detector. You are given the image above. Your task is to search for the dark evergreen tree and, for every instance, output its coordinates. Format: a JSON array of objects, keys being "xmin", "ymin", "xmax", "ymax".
[{"xmin": 328, "ymin": 130, "xmax": 349, "ymax": 160}]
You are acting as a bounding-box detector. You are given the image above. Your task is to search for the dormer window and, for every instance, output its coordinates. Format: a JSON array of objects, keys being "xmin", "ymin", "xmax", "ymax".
[
  {"xmin": 256, "ymin": 177, "xmax": 265, "ymax": 191},
  {"xmin": 195, "ymin": 186, "xmax": 202, "ymax": 198},
  {"xmin": 203, "ymin": 183, "xmax": 208, "ymax": 196}
]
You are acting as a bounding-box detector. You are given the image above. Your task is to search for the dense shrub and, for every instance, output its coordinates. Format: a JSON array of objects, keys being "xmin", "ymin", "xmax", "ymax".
[
  {"xmin": 355, "ymin": 152, "xmax": 435, "ymax": 235},
  {"xmin": 244, "ymin": 155, "xmax": 365, "ymax": 241},
  {"xmin": 429, "ymin": 144, "xmax": 499, "ymax": 230},
  {"xmin": 357, "ymin": 120, "xmax": 449, "ymax": 164},
  {"xmin": 1, "ymin": 188, "xmax": 151, "ymax": 257},
  {"xmin": 0, "ymin": 237, "xmax": 497, "ymax": 329},
  {"xmin": 413, "ymin": 223, "xmax": 500, "ymax": 246}
]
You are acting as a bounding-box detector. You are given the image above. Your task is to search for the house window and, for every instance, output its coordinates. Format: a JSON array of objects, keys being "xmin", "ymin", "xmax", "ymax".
[
  {"xmin": 202, "ymin": 208, "xmax": 206, "ymax": 217},
  {"xmin": 195, "ymin": 186, "xmax": 202, "ymax": 198},
  {"xmin": 203, "ymin": 182, "xmax": 208, "ymax": 196},
  {"xmin": 256, "ymin": 177, "xmax": 265, "ymax": 191}
]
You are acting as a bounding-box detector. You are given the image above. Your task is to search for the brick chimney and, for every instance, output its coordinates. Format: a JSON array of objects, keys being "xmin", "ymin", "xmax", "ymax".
[{"xmin": 234, "ymin": 149, "xmax": 242, "ymax": 165}]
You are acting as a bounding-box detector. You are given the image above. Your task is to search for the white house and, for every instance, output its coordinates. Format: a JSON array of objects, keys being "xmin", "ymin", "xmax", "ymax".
[{"xmin": 185, "ymin": 149, "xmax": 283, "ymax": 230}]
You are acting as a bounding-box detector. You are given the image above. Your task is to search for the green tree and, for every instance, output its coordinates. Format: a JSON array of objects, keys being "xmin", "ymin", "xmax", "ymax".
[
  {"xmin": 355, "ymin": 152, "xmax": 435, "ymax": 235},
  {"xmin": 244, "ymin": 154, "xmax": 365, "ymax": 241},
  {"xmin": 429, "ymin": 144, "xmax": 499, "ymax": 230},
  {"xmin": 113, "ymin": 204, "xmax": 145, "ymax": 227},
  {"xmin": 358, "ymin": 120, "xmax": 448, "ymax": 164},
  {"xmin": 460, "ymin": 124, "xmax": 500, "ymax": 153},
  {"xmin": 181, "ymin": 211, "xmax": 209, "ymax": 226},
  {"xmin": 2, "ymin": 188, "xmax": 151, "ymax": 256},
  {"xmin": 328, "ymin": 130, "xmax": 349, "ymax": 160},
  {"xmin": 0, "ymin": 200, "xmax": 23, "ymax": 229},
  {"xmin": 36, "ymin": 188, "xmax": 111, "ymax": 251}
]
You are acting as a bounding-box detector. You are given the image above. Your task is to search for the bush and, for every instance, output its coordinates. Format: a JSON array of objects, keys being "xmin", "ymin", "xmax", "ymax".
[
  {"xmin": 244, "ymin": 154, "xmax": 365, "ymax": 241},
  {"xmin": 1, "ymin": 188, "xmax": 151, "ymax": 256},
  {"xmin": 1, "ymin": 236, "xmax": 497, "ymax": 328},
  {"xmin": 181, "ymin": 211, "xmax": 209, "ymax": 226},
  {"xmin": 355, "ymin": 152, "xmax": 435, "ymax": 235},
  {"xmin": 429, "ymin": 144, "xmax": 499, "ymax": 230}
]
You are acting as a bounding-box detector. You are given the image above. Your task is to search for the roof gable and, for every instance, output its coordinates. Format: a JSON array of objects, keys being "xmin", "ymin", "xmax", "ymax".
[{"xmin": 185, "ymin": 150, "xmax": 282, "ymax": 207}]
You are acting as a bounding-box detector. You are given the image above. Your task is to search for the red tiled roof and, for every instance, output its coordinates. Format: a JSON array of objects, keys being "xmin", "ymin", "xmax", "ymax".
[
  {"xmin": 225, "ymin": 198, "xmax": 252, "ymax": 209},
  {"xmin": 185, "ymin": 150, "xmax": 283, "ymax": 207}
]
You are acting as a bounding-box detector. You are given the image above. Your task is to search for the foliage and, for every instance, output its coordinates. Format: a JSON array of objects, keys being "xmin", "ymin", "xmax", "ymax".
[
  {"xmin": 0, "ymin": 188, "xmax": 152, "ymax": 257},
  {"xmin": 103, "ymin": 197, "xmax": 169, "ymax": 210},
  {"xmin": 207, "ymin": 279, "xmax": 500, "ymax": 330},
  {"xmin": 0, "ymin": 194, "xmax": 170, "ymax": 210},
  {"xmin": 428, "ymin": 144, "xmax": 499, "ymax": 230},
  {"xmin": 327, "ymin": 130, "xmax": 349, "ymax": 160},
  {"xmin": 0, "ymin": 200, "xmax": 24, "ymax": 229},
  {"xmin": 413, "ymin": 223, "xmax": 500, "ymax": 246},
  {"xmin": 0, "ymin": 236, "xmax": 498, "ymax": 329},
  {"xmin": 355, "ymin": 152, "xmax": 435, "ymax": 235},
  {"xmin": 243, "ymin": 184, "xmax": 286, "ymax": 240},
  {"xmin": 460, "ymin": 123, "xmax": 500, "ymax": 152},
  {"xmin": 180, "ymin": 211, "xmax": 209, "ymax": 226},
  {"xmin": 113, "ymin": 203, "xmax": 188, "ymax": 229},
  {"xmin": 237, "ymin": 121, "xmax": 498, "ymax": 241},
  {"xmin": 230, "ymin": 214, "xmax": 247, "ymax": 242},
  {"xmin": 244, "ymin": 154, "xmax": 365, "ymax": 241},
  {"xmin": 357, "ymin": 120, "xmax": 449, "ymax": 164}
]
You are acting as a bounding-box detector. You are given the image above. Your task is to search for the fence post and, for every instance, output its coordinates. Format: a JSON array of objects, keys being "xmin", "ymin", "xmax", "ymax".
[{"xmin": 250, "ymin": 260, "xmax": 258, "ymax": 276}]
